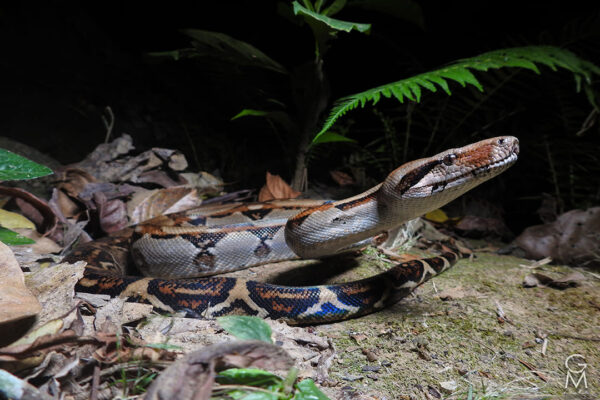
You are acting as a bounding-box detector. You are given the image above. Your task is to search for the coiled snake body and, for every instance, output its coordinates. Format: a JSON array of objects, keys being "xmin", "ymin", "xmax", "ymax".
[{"xmin": 65, "ymin": 137, "xmax": 519, "ymax": 324}]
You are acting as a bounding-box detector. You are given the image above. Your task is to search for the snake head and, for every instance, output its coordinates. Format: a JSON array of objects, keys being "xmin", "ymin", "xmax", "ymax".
[{"xmin": 380, "ymin": 136, "xmax": 519, "ymax": 211}]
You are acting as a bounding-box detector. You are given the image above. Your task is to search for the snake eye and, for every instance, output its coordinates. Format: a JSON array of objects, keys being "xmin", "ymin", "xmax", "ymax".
[
  {"xmin": 442, "ymin": 153, "xmax": 457, "ymax": 166},
  {"xmin": 498, "ymin": 138, "xmax": 505, "ymax": 145}
]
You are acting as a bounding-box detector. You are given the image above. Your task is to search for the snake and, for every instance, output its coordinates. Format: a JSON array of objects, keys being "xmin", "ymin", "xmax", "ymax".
[{"xmin": 64, "ymin": 136, "xmax": 519, "ymax": 324}]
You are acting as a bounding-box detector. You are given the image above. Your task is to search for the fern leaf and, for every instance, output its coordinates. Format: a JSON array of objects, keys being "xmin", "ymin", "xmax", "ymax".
[{"xmin": 313, "ymin": 45, "xmax": 599, "ymax": 143}]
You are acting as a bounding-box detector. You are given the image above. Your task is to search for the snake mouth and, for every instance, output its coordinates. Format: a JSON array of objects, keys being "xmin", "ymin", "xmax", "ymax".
[
  {"xmin": 472, "ymin": 150, "xmax": 519, "ymax": 177},
  {"xmin": 418, "ymin": 146, "xmax": 519, "ymax": 195}
]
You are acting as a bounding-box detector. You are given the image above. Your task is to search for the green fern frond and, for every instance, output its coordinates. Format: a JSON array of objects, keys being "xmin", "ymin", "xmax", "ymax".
[{"xmin": 313, "ymin": 45, "xmax": 600, "ymax": 143}]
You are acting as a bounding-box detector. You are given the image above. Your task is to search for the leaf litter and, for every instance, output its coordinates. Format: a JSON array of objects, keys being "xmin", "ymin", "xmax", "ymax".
[{"xmin": 0, "ymin": 134, "xmax": 598, "ymax": 399}]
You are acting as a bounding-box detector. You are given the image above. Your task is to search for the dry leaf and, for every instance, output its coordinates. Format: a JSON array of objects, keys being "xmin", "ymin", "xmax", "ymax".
[
  {"xmin": 523, "ymin": 271, "xmax": 585, "ymax": 289},
  {"xmin": 93, "ymin": 192, "xmax": 128, "ymax": 233},
  {"xmin": 329, "ymin": 170, "xmax": 355, "ymax": 186},
  {"xmin": 0, "ymin": 209, "xmax": 35, "ymax": 229},
  {"xmin": 0, "ymin": 242, "xmax": 41, "ymax": 326},
  {"xmin": 258, "ymin": 172, "xmax": 300, "ymax": 201},
  {"xmin": 128, "ymin": 187, "xmax": 200, "ymax": 224},
  {"xmin": 56, "ymin": 168, "xmax": 97, "ymax": 198},
  {"xmin": 145, "ymin": 341, "xmax": 293, "ymax": 400},
  {"xmin": 0, "ymin": 187, "xmax": 59, "ymax": 236}
]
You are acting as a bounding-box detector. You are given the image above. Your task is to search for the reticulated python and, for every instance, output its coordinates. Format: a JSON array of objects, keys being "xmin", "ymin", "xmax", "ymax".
[{"xmin": 65, "ymin": 136, "xmax": 519, "ymax": 324}]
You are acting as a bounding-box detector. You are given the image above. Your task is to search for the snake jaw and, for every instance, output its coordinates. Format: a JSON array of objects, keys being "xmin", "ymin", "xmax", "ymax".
[{"xmin": 388, "ymin": 136, "xmax": 519, "ymax": 200}]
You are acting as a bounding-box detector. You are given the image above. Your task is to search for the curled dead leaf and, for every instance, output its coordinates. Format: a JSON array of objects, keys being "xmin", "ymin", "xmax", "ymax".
[
  {"xmin": 0, "ymin": 242, "xmax": 41, "ymax": 341},
  {"xmin": 329, "ymin": 170, "xmax": 355, "ymax": 186},
  {"xmin": 128, "ymin": 187, "xmax": 200, "ymax": 224},
  {"xmin": 258, "ymin": 172, "xmax": 300, "ymax": 201}
]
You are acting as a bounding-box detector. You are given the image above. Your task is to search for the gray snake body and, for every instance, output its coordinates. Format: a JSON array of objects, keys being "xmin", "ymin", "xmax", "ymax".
[{"xmin": 65, "ymin": 136, "xmax": 519, "ymax": 324}]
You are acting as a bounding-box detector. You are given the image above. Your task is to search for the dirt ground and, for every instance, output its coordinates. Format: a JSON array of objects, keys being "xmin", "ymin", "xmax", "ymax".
[{"xmin": 307, "ymin": 248, "xmax": 600, "ymax": 399}]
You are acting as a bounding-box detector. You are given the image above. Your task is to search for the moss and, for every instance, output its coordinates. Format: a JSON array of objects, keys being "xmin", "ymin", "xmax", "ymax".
[{"xmin": 314, "ymin": 246, "xmax": 600, "ymax": 398}]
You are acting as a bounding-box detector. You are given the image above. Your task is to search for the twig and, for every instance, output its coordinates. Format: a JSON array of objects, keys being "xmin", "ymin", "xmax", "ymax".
[
  {"xmin": 541, "ymin": 338, "xmax": 548, "ymax": 356},
  {"xmin": 518, "ymin": 359, "xmax": 548, "ymax": 382},
  {"xmin": 90, "ymin": 365, "xmax": 100, "ymax": 400},
  {"xmin": 180, "ymin": 121, "xmax": 201, "ymax": 170},
  {"xmin": 543, "ymin": 135, "xmax": 562, "ymax": 213},
  {"xmin": 549, "ymin": 332, "xmax": 600, "ymax": 342},
  {"xmin": 78, "ymin": 361, "xmax": 171, "ymax": 385}
]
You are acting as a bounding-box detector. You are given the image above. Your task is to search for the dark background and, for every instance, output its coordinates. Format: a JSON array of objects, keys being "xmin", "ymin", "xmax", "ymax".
[{"xmin": 1, "ymin": 1, "xmax": 599, "ymax": 235}]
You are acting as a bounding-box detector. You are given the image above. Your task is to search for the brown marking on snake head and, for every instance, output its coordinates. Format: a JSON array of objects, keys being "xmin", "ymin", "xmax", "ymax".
[
  {"xmin": 455, "ymin": 143, "xmax": 495, "ymax": 169},
  {"xmin": 286, "ymin": 203, "xmax": 334, "ymax": 229},
  {"xmin": 334, "ymin": 193, "xmax": 377, "ymax": 211},
  {"xmin": 396, "ymin": 160, "xmax": 442, "ymax": 194}
]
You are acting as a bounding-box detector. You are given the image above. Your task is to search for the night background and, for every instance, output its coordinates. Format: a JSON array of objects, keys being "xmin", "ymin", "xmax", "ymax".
[
  {"xmin": 1, "ymin": 2, "xmax": 600, "ymax": 399},
  {"xmin": 1, "ymin": 1, "xmax": 599, "ymax": 235}
]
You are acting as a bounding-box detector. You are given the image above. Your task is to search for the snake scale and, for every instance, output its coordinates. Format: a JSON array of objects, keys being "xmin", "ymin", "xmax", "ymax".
[{"xmin": 65, "ymin": 136, "xmax": 519, "ymax": 324}]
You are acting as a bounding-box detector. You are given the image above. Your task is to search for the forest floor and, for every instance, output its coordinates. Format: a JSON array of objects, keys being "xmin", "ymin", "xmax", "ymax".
[{"xmin": 6, "ymin": 235, "xmax": 598, "ymax": 400}]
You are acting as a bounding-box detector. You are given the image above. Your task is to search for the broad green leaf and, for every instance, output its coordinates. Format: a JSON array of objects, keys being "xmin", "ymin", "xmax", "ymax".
[
  {"xmin": 0, "ymin": 227, "xmax": 35, "ymax": 245},
  {"xmin": 144, "ymin": 342, "xmax": 183, "ymax": 351},
  {"xmin": 217, "ymin": 316, "xmax": 272, "ymax": 343},
  {"xmin": 311, "ymin": 131, "xmax": 356, "ymax": 145},
  {"xmin": 322, "ymin": 0, "xmax": 347, "ymax": 16},
  {"xmin": 292, "ymin": 1, "xmax": 370, "ymax": 33},
  {"xmin": 0, "ymin": 149, "xmax": 53, "ymax": 181},
  {"xmin": 293, "ymin": 379, "xmax": 331, "ymax": 400},
  {"xmin": 217, "ymin": 368, "xmax": 282, "ymax": 386},
  {"xmin": 232, "ymin": 109, "xmax": 270, "ymax": 120},
  {"xmin": 313, "ymin": 45, "xmax": 600, "ymax": 142},
  {"xmin": 156, "ymin": 29, "xmax": 287, "ymax": 74}
]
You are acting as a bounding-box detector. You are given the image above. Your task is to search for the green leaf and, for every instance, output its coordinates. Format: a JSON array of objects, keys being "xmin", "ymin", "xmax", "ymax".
[
  {"xmin": 293, "ymin": 379, "xmax": 331, "ymax": 400},
  {"xmin": 217, "ymin": 368, "xmax": 282, "ymax": 386},
  {"xmin": 322, "ymin": 0, "xmax": 347, "ymax": 16},
  {"xmin": 311, "ymin": 131, "xmax": 356, "ymax": 145},
  {"xmin": 292, "ymin": 1, "xmax": 370, "ymax": 33},
  {"xmin": 313, "ymin": 45, "xmax": 600, "ymax": 143},
  {"xmin": 232, "ymin": 109, "xmax": 270, "ymax": 120},
  {"xmin": 171, "ymin": 29, "xmax": 287, "ymax": 74},
  {"xmin": 0, "ymin": 227, "xmax": 35, "ymax": 245},
  {"xmin": 217, "ymin": 316, "xmax": 273, "ymax": 343},
  {"xmin": 0, "ymin": 149, "xmax": 53, "ymax": 181}
]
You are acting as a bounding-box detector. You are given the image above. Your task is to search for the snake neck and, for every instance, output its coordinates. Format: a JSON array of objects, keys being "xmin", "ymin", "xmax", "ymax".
[{"xmin": 286, "ymin": 136, "xmax": 519, "ymax": 259}]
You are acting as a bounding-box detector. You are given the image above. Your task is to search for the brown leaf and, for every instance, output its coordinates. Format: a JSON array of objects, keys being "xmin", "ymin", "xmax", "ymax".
[
  {"xmin": 258, "ymin": 172, "xmax": 300, "ymax": 201},
  {"xmin": 0, "ymin": 187, "xmax": 59, "ymax": 236},
  {"xmin": 0, "ymin": 242, "xmax": 41, "ymax": 328},
  {"xmin": 129, "ymin": 187, "xmax": 200, "ymax": 224},
  {"xmin": 136, "ymin": 169, "xmax": 184, "ymax": 188},
  {"xmin": 523, "ymin": 272, "xmax": 584, "ymax": 289},
  {"xmin": 93, "ymin": 192, "xmax": 128, "ymax": 233},
  {"xmin": 329, "ymin": 170, "xmax": 355, "ymax": 186},
  {"xmin": 145, "ymin": 341, "xmax": 293, "ymax": 400},
  {"xmin": 56, "ymin": 168, "xmax": 97, "ymax": 198}
]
